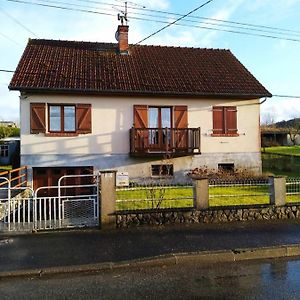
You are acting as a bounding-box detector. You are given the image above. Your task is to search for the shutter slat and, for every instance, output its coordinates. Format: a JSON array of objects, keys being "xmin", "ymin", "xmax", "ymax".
[
  {"xmin": 76, "ymin": 104, "xmax": 92, "ymax": 134},
  {"xmin": 30, "ymin": 103, "xmax": 46, "ymax": 134}
]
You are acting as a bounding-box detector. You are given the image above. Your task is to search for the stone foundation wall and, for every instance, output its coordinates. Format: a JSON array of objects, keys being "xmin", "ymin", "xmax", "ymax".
[{"xmin": 116, "ymin": 204, "xmax": 300, "ymax": 228}]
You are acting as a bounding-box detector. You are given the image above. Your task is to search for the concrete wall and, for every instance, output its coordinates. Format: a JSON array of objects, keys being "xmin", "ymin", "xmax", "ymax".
[{"xmin": 20, "ymin": 93, "xmax": 261, "ymax": 182}]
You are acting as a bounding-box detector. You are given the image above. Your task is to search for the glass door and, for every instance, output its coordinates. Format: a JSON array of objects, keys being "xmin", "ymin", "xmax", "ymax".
[{"xmin": 148, "ymin": 107, "xmax": 171, "ymax": 150}]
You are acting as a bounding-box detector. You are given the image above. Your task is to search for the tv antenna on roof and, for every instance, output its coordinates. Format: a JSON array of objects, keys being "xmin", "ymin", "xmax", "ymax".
[{"xmin": 113, "ymin": 0, "xmax": 146, "ymax": 25}]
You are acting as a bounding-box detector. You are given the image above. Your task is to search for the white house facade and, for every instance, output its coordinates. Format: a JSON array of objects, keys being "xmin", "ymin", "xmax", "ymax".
[{"xmin": 10, "ymin": 25, "xmax": 271, "ymax": 190}]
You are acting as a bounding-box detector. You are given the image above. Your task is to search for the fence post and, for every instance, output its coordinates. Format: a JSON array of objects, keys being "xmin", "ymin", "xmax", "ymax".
[
  {"xmin": 99, "ymin": 170, "xmax": 117, "ymax": 229},
  {"xmin": 269, "ymin": 176, "xmax": 286, "ymax": 206},
  {"xmin": 193, "ymin": 178, "xmax": 209, "ymax": 210}
]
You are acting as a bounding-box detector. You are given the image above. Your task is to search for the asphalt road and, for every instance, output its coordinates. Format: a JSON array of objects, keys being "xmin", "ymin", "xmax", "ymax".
[{"xmin": 1, "ymin": 257, "xmax": 300, "ymax": 300}]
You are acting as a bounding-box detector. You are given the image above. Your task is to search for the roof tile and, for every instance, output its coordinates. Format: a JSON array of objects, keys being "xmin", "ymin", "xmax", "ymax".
[{"xmin": 9, "ymin": 39, "xmax": 271, "ymax": 98}]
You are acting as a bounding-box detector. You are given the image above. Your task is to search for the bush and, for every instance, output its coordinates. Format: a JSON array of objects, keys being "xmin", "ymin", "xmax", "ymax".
[
  {"xmin": 187, "ymin": 166, "xmax": 268, "ymax": 181},
  {"xmin": 0, "ymin": 126, "xmax": 20, "ymax": 139}
]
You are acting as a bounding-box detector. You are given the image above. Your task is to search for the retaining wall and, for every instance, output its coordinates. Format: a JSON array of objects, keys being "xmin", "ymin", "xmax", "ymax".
[{"xmin": 116, "ymin": 204, "xmax": 300, "ymax": 228}]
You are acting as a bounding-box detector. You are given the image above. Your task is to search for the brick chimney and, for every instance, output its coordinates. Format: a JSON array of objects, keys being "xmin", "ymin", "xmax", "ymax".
[{"xmin": 117, "ymin": 25, "xmax": 129, "ymax": 54}]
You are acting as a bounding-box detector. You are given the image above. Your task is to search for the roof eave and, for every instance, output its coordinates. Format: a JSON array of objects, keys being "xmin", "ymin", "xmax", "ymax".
[{"xmin": 8, "ymin": 86, "xmax": 272, "ymax": 99}]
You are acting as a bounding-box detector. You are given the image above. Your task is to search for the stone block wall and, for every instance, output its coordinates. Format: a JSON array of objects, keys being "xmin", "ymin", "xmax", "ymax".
[{"xmin": 116, "ymin": 204, "xmax": 300, "ymax": 228}]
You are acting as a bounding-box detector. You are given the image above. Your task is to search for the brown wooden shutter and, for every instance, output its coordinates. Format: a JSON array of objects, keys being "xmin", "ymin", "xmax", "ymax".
[
  {"xmin": 76, "ymin": 104, "xmax": 92, "ymax": 134},
  {"xmin": 174, "ymin": 106, "xmax": 188, "ymax": 128},
  {"xmin": 174, "ymin": 106, "xmax": 188, "ymax": 149},
  {"xmin": 225, "ymin": 106, "xmax": 237, "ymax": 134},
  {"xmin": 30, "ymin": 103, "xmax": 46, "ymax": 134},
  {"xmin": 133, "ymin": 105, "xmax": 148, "ymax": 151},
  {"xmin": 212, "ymin": 106, "xmax": 224, "ymax": 134},
  {"xmin": 133, "ymin": 105, "xmax": 148, "ymax": 128}
]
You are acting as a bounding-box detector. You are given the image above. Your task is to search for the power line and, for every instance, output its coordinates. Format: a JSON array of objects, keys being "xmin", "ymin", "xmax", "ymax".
[
  {"xmin": 4, "ymin": 0, "xmax": 300, "ymax": 40},
  {"xmin": 0, "ymin": 69, "xmax": 15, "ymax": 73},
  {"xmin": 0, "ymin": 32, "xmax": 22, "ymax": 46},
  {"xmin": 5, "ymin": 0, "xmax": 300, "ymax": 44},
  {"xmin": 28, "ymin": 0, "xmax": 300, "ymax": 38},
  {"xmin": 72, "ymin": 0, "xmax": 300, "ymax": 36},
  {"xmin": 6, "ymin": 0, "xmax": 116, "ymax": 18},
  {"xmin": 133, "ymin": 0, "xmax": 215, "ymax": 46},
  {"xmin": 0, "ymin": 5, "xmax": 39, "ymax": 38},
  {"xmin": 272, "ymin": 94, "xmax": 300, "ymax": 99}
]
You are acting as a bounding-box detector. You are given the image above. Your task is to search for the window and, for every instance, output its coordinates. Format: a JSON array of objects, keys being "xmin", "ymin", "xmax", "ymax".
[
  {"xmin": 0, "ymin": 144, "xmax": 9, "ymax": 157},
  {"xmin": 133, "ymin": 105, "xmax": 188, "ymax": 151},
  {"xmin": 49, "ymin": 105, "xmax": 76, "ymax": 133},
  {"xmin": 212, "ymin": 106, "xmax": 238, "ymax": 136},
  {"xmin": 148, "ymin": 107, "xmax": 172, "ymax": 146},
  {"xmin": 218, "ymin": 163, "xmax": 234, "ymax": 173},
  {"xmin": 151, "ymin": 164, "xmax": 174, "ymax": 177},
  {"xmin": 30, "ymin": 103, "xmax": 91, "ymax": 135}
]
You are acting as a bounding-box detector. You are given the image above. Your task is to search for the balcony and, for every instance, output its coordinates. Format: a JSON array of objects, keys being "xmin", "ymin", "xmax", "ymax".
[{"xmin": 130, "ymin": 127, "xmax": 201, "ymax": 157}]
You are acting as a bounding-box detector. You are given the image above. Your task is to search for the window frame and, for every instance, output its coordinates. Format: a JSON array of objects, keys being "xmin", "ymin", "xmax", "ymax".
[
  {"xmin": 151, "ymin": 164, "xmax": 174, "ymax": 177},
  {"xmin": 48, "ymin": 104, "xmax": 76, "ymax": 134},
  {"xmin": 0, "ymin": 144, "xmax": 9, "ymax": 157},
  {"xmin": 148, "ymin": 106, "xmax": 173, "ymax": 129},
  {"xmin": 212, "ymin": 106, "xmax": 238, "ymax": 137}
]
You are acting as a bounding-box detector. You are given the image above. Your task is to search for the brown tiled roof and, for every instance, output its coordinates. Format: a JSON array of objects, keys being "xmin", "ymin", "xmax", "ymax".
[{"xmin": 9, "ymin": 39, "xmax": 272, "ymax": 98}]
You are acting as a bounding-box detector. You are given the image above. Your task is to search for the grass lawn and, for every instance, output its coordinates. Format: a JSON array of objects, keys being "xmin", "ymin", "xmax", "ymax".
[
  {"xmin": 262, "ymin": 151, "xmax": 300, "ymax": 177},
  {"xmin": 116, "ymin": 184, "xmax": 275, "ymax": 210},
  {"xmin": 116, "ymin": 186, "xmax": 194, "ymax": 210},
  {"xmin": 0, "ymin": 165, "xmax": 12, "ymax": 172},
  {"xmin": 209, "ymin": 185, "xmax": 270, "ymax": 206},
  {"xmin": 263, "ymin": 146, "xmax": 300, "ymax": 156}
]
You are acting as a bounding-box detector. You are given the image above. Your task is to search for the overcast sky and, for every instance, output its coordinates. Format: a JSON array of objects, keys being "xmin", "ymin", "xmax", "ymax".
[{"xmin": 0, "ymin": 0, "xmax": 300, "ymax": 123}]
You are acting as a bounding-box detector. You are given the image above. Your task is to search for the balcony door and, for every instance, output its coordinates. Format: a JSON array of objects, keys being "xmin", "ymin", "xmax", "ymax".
[{"xmin": 148, "ymin": 107, "xmax": 172, "ymax": 150}]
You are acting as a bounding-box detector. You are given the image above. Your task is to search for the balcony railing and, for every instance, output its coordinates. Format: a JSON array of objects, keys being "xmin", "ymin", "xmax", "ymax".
[{"xmin": 130, "ymin": 127, "xmax": 201, "ymax": 156}]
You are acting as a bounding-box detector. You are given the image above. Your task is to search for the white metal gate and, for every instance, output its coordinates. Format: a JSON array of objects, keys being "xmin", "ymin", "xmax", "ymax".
[{"xmin": 0, "ymin": 174, "xmax": 99, "ymax": 232}]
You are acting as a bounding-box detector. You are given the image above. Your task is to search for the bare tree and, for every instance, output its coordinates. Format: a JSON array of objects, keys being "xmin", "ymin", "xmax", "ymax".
[{"xmin": 261, "ymin": 111, "xmax": 277, "ymax": 126}]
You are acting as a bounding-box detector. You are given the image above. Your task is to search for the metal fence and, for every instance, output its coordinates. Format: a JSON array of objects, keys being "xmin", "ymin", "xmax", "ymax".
[
  {"xmin": 286, "ymin": 178, "xmax": 300, "ymax": 203},
  {"xmin": 116, "ymin": 181, "xmax": 194, "ymax": 211},
  {"xmin": 0, "ymin": 174, "xmax": 99, "ymax": 232},
  {"xmin": 209, "ymin": 179, "xmax": 271, "ymax": 207}
]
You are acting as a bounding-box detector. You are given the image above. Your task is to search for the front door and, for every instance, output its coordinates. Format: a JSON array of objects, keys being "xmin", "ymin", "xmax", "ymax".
[{"xmin": 148, "ymin": 107, "xmax": 172, "ymax": 151}]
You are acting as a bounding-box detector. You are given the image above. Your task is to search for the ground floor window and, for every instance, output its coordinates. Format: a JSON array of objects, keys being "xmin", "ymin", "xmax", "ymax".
[
  {"xmin": 0, "ymin": 144, "xmax": 9, "ymax": 157},
  {"xmin": 33, "ymin": 166, "xmax": 94, "ymax": 196},
  {"xmin": 151, "ymin": 164, "xmax": 174, "ymax": 177},
  {"xmin": 218, "ymin": 163, "xmax": 234, "ymax": 173}
]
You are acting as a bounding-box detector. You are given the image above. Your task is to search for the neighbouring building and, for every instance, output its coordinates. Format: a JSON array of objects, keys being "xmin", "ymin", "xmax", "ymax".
[
  {"xmin": 9, "ymin": 25, "xmax": 271, "ymax": 190},
  {"xmin": 0, "ymin": 137, "xmax": 20, "ymax": 166},
  {"xmin": 0, "ymin": 121, "xmax": 17, "ymax": 128}
]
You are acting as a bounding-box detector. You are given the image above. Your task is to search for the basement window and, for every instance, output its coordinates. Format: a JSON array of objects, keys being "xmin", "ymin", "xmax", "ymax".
[
  {"xmin": 151, "ymin": 164, "xmax": 174, "ymax": 177},
  {"xmin": 218, "ymin": 163, "xmax": 234, "ymax": 173}
]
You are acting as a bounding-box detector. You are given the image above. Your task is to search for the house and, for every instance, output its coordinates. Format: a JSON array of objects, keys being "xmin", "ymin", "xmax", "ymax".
[
  {"xmin": 261, "ymin": 127, "xmax": 289, "ymax": 147},
  {"xmin": 9, "ymin": 25, "xmax": 271, "ymax": 190},
  {"xmin": 0, "ymin": 121, "xmax": 17, "ymax": 128}
]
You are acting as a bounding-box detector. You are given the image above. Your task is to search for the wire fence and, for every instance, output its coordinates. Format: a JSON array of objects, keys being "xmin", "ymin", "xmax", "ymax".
[
  {"xmin": 116, "ymin": 181, "xmax": 194, "ymax": 211},
  {"xmin": 208, "ymin": 179, "xmax": 271, "ymax": 207},
  {"xmin": 286, "ymin": 178, "xmax": 300, "ymax": 203}
]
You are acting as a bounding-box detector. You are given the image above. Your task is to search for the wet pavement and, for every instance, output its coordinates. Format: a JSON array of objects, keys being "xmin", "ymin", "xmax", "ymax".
[
  {"xmin": 2, "ymin": 220, "xmax": 300, "ymax": 273},
  {"xmin": 1, "ymin": 256, "xmax": 300, "ymax": 299}
]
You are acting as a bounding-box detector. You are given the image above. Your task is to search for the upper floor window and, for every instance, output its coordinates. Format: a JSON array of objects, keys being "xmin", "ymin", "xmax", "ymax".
[
  {"xmin": 212, "ymin": 106, "xmax": 238, "ymax": 136},
  {"xmin": 0, "ymin": 144, "xmax": 9, "ymax": 157},
  {"xmin": 30, "ymin": 103, "xmax": 91, "ymax": 136},
  {"xmin": 49, "ymin": 105, "xmax": 76, "ymax": 133}
]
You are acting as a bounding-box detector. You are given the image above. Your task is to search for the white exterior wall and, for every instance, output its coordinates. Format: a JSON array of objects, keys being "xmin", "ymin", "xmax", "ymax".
[{"xmin": 20, "ymin": 93, "xmax": 261, "ymax": 182}]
